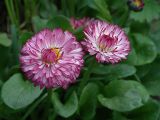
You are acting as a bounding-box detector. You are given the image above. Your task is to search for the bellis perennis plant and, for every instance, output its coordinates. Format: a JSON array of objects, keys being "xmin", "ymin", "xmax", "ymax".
[
  {"xmin": 20, "ymin": 19, "xmax": 130, "ymax": 89},
  {"xmin": 3, "ymin": 0, "xmax": 159, "ymax": 119}
]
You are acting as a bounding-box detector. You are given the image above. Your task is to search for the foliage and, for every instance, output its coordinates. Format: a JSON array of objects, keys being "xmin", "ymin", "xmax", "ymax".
[{"xmin": 0, "ymin": 0, "xmax": 160, "ymax": 119}]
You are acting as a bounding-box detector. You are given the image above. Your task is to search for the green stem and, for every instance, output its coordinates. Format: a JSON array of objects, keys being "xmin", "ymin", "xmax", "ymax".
[
  {"xmin": 22, "ymin": 93, "xmax": 47, "ymax": 120},
  {"xmin": 14, "ymin": 0, "xmax": 20, "ymax": 23},
  {"xmin": 47, "ymin": 89, "xmax": 53, "ymax": 102},
  {"xmin": 9, "ymin": 0, "xmax": 17, "ymax": 25},
  {"xmin": 47, "ymin": 89, "xmax": 58, "ymax": 120},
  {"xmin": 5, "ymin": 0, "xmax": 15, "ymax": 25},
  {"xmin": 11, "ymin": 25, "xmax": 19, "ymax": 64},
  {"xmin": 78, "ymin": 58, "xmax": 97, "ymax": 94},
  {"xmin": 24, "ymin": 0, "xmax": 30, "ymax": 22},
  {"xmin": 5, "ymin": 0, "xmax": 19, "ymax": 28}
]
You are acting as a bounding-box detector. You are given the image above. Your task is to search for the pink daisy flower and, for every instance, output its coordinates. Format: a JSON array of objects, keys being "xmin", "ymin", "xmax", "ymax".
[
  {"xmin": 81, "ymin": 20, "xmax": 130, "ymax": 63},
  {"xmin": 70, "ymin": 17, "xmax": 92, "ymax": 29},
  {"xmin": 20, "ymin": 29, "xmax": 84, "ymax": 89}
]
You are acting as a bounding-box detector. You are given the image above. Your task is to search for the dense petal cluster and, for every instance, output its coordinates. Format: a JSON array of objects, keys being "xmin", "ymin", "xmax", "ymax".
[
  {"xmin": 82, "ymin": 20, "xmax": 130, "ymax": 63},
  {"xmin": 20, "ymin": 29, "xmax": 84, "ymax": 89},
  {"xmin": 70, "ymin": 17, "xmax": 92, "ymax": 29}
]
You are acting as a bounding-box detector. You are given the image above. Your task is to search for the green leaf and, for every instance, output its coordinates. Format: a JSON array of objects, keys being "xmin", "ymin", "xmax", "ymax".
[
  {"xmin": 92, "ymin": 64, "xmax": 136, "ymax": 80},
  {"xmin": 123, "ymin": 27, "xmax": 130, "ymax": 34},
  {"xmin": 80, "ymin": 0, "xmax": 111, "ymax": 21},
  {"xmin": 46, "ymin": 15, "xmax": 72, "ymax": 31},
  {"xmin": 0, "ymin": 33, "xmax": 12, "ymax": 47},
  {"xmin": 112, "ymin": 100, "xmax": 160, "ymax": 120},
  {"xmin": 1, "ymin": 73, "xmax": 43, "ymax": 110},
  {"xmin": 90, "ymin": 0, "xmax": 112, "ymax": 21},
  {"xmin": 32, "ymin": 16, "xmax": 48, "ymax": 32},
  {"xmin": 98, "ymin": 80, "xmax": 149, "ymax": 112},
  {"xmin": 150, "ymin": 20, "xmax": 160, "ymax": 54},
  {"xmin": 130, "ymin": 0, "xmax": 160, "ymax": 23},
  {"xmin": 39, "ymin": 0, "xmax": 57, "ymax": 19},
  {"xmin": 127, "ymin": 100, "xmax": 160, "ymax": 120},
  {"xmin": 132, "ymin": 34, "xmax": 157, "ymax": 65},
  {"xmin": 79, "ymin": 83, "xmax": 99, "ymax": 120},
  {"xmin": 51, "ymin": 91, "xmax": 78, "ymax": 118}
]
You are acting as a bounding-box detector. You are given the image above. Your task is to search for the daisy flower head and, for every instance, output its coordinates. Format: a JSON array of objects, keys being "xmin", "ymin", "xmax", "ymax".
[
  {"xmin": 81, "ymin": 20, "xmax": 130, "ymax": 64},
  {"xmin": 127, "ymin": 0, "xmax": 144, "ymax": 12},
  {"xmin": 20, "ymin": 29, "xmax": 84, "ymax": 89}
]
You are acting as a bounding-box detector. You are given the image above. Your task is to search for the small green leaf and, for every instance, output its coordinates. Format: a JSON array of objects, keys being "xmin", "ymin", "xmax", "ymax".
[
  {"xmin": 98, "ymin": 80, "xmax": 149, "ymax": 112},
  {"xmin": 88, "ymin": 0, "xmax": 111, "ymax": 21},
  {"xmin": 39, "ymin": 0, "xmax": 57, "ymax": 18},
  {"xmin": 79, "ymin": 83, "xmax": 99, "ymax": 120},
  {"xmin": 51, "ymin": 91, "xmax": 78, "ymax": 118},
  {"xmin": 32, "ymin": 16, "xmax": 48, "ymax": 32},
  {"xmin": 123, "ymin": 27, "xmax": 130, "ymax": 34},
  {"xmin": 0, "ymin": 33, "xmax": 12, "ymax": 47},
  {"xmin": 130, "ymin": 0, "xmax": 160, "ymax": 23},
  {"xmin": 80, "ymin": 0, "xmax": 111, "ymax": 21},
  {"xmin": 132, "ymin": 34, "xmax": 157, "ymax": 65},
  {"xmin": 1, "ymin": 73, "xmax": 43, "ymax": 110},
  {"xmin": 47, "ymin": 15, "xmax": 72, "ymax": 31}
]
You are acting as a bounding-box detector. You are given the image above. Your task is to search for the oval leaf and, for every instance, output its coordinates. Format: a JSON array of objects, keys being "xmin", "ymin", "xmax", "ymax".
[
  {"xmin": 47, "ymin": 15, "xmax": 72, "ymax": 31},
  {"xmin": 32, "ymin": 16, "xmax": 48, "ymax": 32},
  {"xmin": 133, "ymin": 34, "xmax": 157, "ymax": 65},
  {"xmin": 1, "ymin": 73, "xmax": 43, "ymax": 110},
  {"xmin": 0, "ymin": 33, "xmax": 12, "ymax": 47},
  {"xmin": 98, "ymin": 80, "xmax": 149, "ymax": 112},
  {"xmin": 51, "ymin": 91, "xmax": 78, "ymax": 118},
  {"xmin": 113, "ymin": 100, "xmax": 160, "ymax": 120}
]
